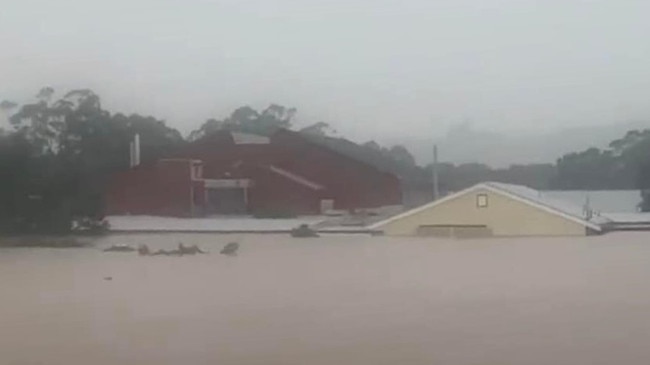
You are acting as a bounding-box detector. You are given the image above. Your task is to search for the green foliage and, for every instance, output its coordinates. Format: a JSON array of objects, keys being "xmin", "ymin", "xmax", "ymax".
[
  {"xmin": 6, "ymin": 85, "xmax": 650, "ymax": 231},
  {"xmin": 388, "ymin": 145, "xmax": 416, "ymax": 167},
  {"xmin": 189, "ymin": 104, "xmax": 296, "ymax": 141},
  {"xmin": 552, "ymin": 128, "xmax": 650, "ymax": 190},
  {"xmin": 552, "ymin": 128, "xmax": 650, "ymax": 210},
  {"xmin": 552, "ymin": 148, "xmax": 628, "ymax": 189},
  {"xmin": 0, "ymin": 88, "xmax": 184, "ymax": 234}
]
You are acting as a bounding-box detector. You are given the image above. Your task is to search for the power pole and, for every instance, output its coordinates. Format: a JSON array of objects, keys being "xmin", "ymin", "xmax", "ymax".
[{"xmin": 432, "ymin": 144, "xmax": 439, "ymax": 201}]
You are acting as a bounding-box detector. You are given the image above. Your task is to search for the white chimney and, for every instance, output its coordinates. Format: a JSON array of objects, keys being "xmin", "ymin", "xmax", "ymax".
[{"xmin": 134, "ymin": 133, "xmax": 141, "ymax": 166}]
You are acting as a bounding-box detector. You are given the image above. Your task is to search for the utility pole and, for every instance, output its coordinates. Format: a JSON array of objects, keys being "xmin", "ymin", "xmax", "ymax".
[{"xmin": 432, "ymin": 144, "xmax": 439, "ymax": 201}]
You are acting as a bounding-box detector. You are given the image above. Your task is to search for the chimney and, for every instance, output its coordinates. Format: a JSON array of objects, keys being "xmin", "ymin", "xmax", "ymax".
[
  {"xmin": 129, "ymin": 133, "xmax": 141, "ymax": 168},
  {"xmin": 134, "ymin": 133, "xmax": 141, "ymax": 166}
]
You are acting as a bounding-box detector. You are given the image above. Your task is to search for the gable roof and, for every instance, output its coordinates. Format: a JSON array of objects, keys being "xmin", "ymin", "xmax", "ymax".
[
  {"xmin": 185, "ymin": 128, "xmax": 396, "ymax": 178},
  {"xmin": 272, "ymin": 129, "xmax": 398, "ymax": 176},
  {"xmin": 370, "ymin": 181, "xmax": 605, "ymax": 231}
]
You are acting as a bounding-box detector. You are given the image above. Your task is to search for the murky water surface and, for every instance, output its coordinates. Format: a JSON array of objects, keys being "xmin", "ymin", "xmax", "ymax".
[{"xmin": 2, "ymin": 233, "xmax": 650, "ymax": 365}]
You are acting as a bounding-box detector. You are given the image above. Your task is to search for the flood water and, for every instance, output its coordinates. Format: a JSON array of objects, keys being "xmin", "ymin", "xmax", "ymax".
[{"xmin": 2, "ymin": 233, "xmax": 650, "ymax": 365}]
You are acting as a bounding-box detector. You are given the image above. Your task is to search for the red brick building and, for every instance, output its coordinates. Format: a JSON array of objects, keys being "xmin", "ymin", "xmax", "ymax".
[{"xmin": 105, "ymin": 129, "xmax": 402, "ymax": 217}]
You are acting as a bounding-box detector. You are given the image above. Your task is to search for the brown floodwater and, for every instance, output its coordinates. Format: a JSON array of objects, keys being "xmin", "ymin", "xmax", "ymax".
[{"xmin": 2, "ymin": 232, "xmax": 650, "ymax": 365}]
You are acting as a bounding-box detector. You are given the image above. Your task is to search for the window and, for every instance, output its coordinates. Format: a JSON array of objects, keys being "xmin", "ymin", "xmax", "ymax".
[{"xmin": 476, "ymin": 194, "xmax": 488, "ymax": 208}]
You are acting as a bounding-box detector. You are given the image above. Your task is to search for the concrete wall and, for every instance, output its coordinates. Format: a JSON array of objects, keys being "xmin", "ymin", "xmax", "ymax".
[{"xmin": 380, "ymin": 188, "xmax": 588, "ymax": 237}]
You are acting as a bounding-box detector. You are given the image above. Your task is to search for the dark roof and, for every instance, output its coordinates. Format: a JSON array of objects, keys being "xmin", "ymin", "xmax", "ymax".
[
  {"xmin": 178, "ymin": 128, "xmax": 400, "ymax": 179},
  {"xmin": 273, "ymin": 129, "xmax": 397, "ymax": 175}
]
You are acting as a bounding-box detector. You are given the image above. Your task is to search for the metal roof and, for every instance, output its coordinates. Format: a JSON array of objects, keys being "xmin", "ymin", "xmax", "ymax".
[{"xmin": 542, "ymin": 190, "xmax": 641, "ymax": 213}]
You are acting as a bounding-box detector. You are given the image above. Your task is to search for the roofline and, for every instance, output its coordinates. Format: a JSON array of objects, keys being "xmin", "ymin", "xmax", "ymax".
[
  {"xmin": 482, "ymin": 183, "xmax": 602, "ymax": 231},
  {"xmin": 369, "ymin": 185, "xmax": 481, "ymax": 229},
  {"xmin": 273, "ymin": 129, "xmax": 398, "ymax": 178},
  {"xmin": 268, "ymin": 165, "xmax": 324, "ymax": 191},
  {"xmin": 370, "ymin": 182, "xmax": 602, "ymax": 231}
]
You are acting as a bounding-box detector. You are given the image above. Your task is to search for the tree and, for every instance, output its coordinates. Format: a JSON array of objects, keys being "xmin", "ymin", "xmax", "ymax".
[
  {"xmin": 551, "ymin": 128, "xmax": 650, "ymax": 191},
  {"xmin": 0, "ymin": 100, "xmax": 17, "ymax": 111},
  {"xmin": 0, "ymin": 88, "xmax": 107, "ymax": 231},
  {"xmin": 362, "ymin": 141, "xmax": 381, "ymax": 151},
  {"xmin": 190, "ymin": 104, "xmax": 297, "ymax": 140},
  {"xmin": 188, "ymin": 118, "xmax": 223, "ymax": 141},
  {"xmin": 299, "ymin": 122, "xmax": 335, "ymax": 137},
  {"xmin": 387, "ymin": 145, "xmax": 416, "ymax": 167},
  {"xmin": 0, "ymin": 87, "xmax": 185, "ymax": 233},
  {"xmin": 551, "ymin": 148, "xmax": 630, "ymax": 190},
  {"xmin": 111, "ymin": 113, "xmax": 184, "ymax": 166},
  {"xmin": 36, "ymin": 87, "xmax": 55, "ymax": 102}
]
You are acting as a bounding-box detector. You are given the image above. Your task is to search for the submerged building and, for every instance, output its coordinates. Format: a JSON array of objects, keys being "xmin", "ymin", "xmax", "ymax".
[
  {"xmin": 105, "ymin": 129, "xmax": 401, "ymax": 217},
  {"xmin": 371, "ymin": 182, "xmax": 606, "ymax": 237}
]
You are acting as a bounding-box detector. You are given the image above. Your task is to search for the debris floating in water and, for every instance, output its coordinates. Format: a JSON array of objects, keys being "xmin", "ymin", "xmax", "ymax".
[
  {"xmin": 138, "ymin": 244, "xmax": 150, "ymax": 256},
  {"xmin": 220, "ymin": 242, "xmax": 239, "ymax": 256},
  {"xmin": 103, "ymin": 244, "xmax": 135, "ymax": 252},
  {"xmin": 291, "ymin": 224, "xmax": 319, "ymax": 238},
  {"xmin": 176, "ymin": 243, "xmax": 208, "ymax": 255},
  {"xmin": 136, "ymin": 243, "xmax": 208, "ymax": 256}
]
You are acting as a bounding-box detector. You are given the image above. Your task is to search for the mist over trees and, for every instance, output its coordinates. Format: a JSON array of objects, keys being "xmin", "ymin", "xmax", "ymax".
[
  {"xmin": 0, "ymin": 88, "xmax": 183, "ymax": 233},
  {"xmin": 552, "ymin": 130, "xmax": 650, "ymax": 210},
  {"xmin": 3, "ymin": 87, "xmax": 650, "ymax": 233},
  {"xmin": 184, "ymin": 107, "xmax": 650, "ymax": 210},
  {"xmin": 188, "ymin": 104, "xmax": 296, "ymax": 141}
]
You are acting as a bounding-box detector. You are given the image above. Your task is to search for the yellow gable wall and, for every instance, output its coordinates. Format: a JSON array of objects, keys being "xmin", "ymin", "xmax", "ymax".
[{"xmin": 380, "ymin": 188, "xmax": 588, "ymax": 237}]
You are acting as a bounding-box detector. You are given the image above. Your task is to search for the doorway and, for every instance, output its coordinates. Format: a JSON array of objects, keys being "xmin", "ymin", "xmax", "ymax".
[{"xmin": 206, "ymin": 188, "xmax": 247, "ymax": 215}]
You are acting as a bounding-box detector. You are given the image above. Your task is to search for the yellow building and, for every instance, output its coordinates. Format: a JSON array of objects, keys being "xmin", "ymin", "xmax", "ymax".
[{"xmin": 371, "ymin": 182, "xmax": 603, "ymax": 237}]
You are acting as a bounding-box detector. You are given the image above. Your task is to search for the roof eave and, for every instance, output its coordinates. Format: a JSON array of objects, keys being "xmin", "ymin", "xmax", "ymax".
[{"xmin": 371, "ymin": 182, "xmax": 602, "ymax": 232}]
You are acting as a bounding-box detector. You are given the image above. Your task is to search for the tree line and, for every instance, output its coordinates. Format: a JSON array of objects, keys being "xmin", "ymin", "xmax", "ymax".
[
  {"xmin": 2, "ymin": 87, "xmax": 650, "ymax": 234},
  {"xmin": 0, "ymin": 88, "xmax": 184, "ymax": 233}
]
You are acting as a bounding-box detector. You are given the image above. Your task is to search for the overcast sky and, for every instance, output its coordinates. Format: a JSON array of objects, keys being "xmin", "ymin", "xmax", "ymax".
[{"xmin": 1, "ymin": 0, "xmax": 650, "ymax": 142}]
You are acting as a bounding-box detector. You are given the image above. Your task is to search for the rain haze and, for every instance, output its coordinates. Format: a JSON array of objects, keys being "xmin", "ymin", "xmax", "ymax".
[
  {"xmin": 2, "ymin": 0, "xmax": 650, "ymax": 164},
  {"xmin": 8, "ymin": 2, "xmax": 650, "ymax": 364}
]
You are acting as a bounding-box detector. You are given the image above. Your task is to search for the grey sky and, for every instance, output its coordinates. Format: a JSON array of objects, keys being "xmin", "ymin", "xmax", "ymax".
[{"xmin": 2, "ymin": 0, "xmax": 650, "ymax": 143}]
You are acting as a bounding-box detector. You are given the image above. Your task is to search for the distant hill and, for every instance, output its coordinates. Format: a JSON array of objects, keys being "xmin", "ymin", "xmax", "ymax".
[{"xmin": 389, "ymin": 121, "xmax": 650, "ymax": 168}]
